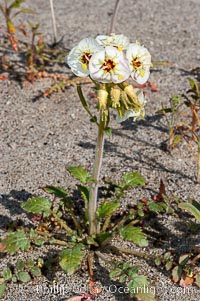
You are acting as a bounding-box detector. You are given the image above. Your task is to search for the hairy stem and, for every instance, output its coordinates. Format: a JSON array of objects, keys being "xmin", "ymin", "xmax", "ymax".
[
  {"xmin": 108, "ymin": 0, "xmax": 122, "ymax": 34},
  {"xmin": 89, "ymin": 113, "xmax": 105, "ymax": 235}
]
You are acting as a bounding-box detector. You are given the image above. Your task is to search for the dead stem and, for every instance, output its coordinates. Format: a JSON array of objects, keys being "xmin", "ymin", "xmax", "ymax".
[
  {"xmin": 108, "ymin": 245, "xmax": 156, "ymax": 260},
  {"xmin": 108, "ymin": 0, "xmax": 122, "ymax": 34}
]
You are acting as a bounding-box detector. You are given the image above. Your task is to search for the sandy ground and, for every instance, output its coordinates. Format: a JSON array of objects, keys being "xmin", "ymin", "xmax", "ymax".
[{"xmin": 0, "ymin": 0, "xmax": 200, "ymax": 300}]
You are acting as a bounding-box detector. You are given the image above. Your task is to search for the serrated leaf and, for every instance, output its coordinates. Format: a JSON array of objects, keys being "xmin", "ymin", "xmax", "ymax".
[
  {"xmin": 128, "ymin": 267, "xmax": 139, "ymax": 278},
  {"xmin": 147, "ymin": 201, "xmax": 167, "ymax": 212},
  {"xmin": 59, "ymin": 245, "xmax": 84, "ymax": 276},
  {"xmin": 96, "ymin": 232, "xmax": 112, "ymax": 245},
  {"xmin": 120, "ymin": 226, "xmax": 148, "ymax": 247},
  {"xmin": 178, "ymin": 203, "xmax": 200, "ymax": 222},
  {"xmin": 109, "ymin": 268, "xmax": 122, "ymax": 279},
  {"xmin": 2, "ymin": 268, "xmax": 12, "ymax": 281},
  {"xmin": 165, "ymin": 260, "xmax": 173, "ymax": 271},
  {"xmin": 21, "ymin": 197, "xmax": 51, "ymax": 217},
  {"xmin": 128, "ymin": 275, "xmax": 149, "ymax": 290},
  {"xmin": 16, "ymin": 260, "xmax": 24, "ymax": 271},
  {"xmin": 172, "ymin": 266, "xmax": 182, "ymax": 283},
  {"xmin": 11, "ymin": 276, "xmax": 17, "ymax": 282},
  {"xmin": 154, "ymin": 257, "xmax": 161, "ymax": 266},
  {"xmin": 67, "ymin": 166, "xmax": 92, "ymax": 184},
  {"xmin": 97, "ymin": 201, "xmax": 120, "ymax": 218},
  {"xmin": 77, "ymin": 185, "xmax": 89, "ymax": 202},
  {"xmin": 16, "ymin": 271, "xmax": 31, "ymax": 282},
  {"xmin": 123, "ymin": 171, "xmax": 146, "ymax": 188},
  {"xmin": 43, "ymin": 185, "xmax": 68, "ymax": 198},
  {"xmin": 178, "ymin": 254, "xmax": 189, "ymax": 266},
  {"xmin": 30, "ymin": 266, "xmax": 41, "ymax": 277},
  {"xmin": 119, "ymin": 274, "xmax": 127, "ymax": 283},
  {"xmin": 163, "ymin": 251, "xmax": 171, "ymax": 261},
  {"xmin": 0, "ymin": 282, "xmax": 6, "ymax": 299},
  {"xmin": 2, "ymin": 230, "xmax": 30, "ymax": 254},
  {"xmin": 34, "ymin": 237, "xmax": 46, "ymax": 246},
  {"xmin": 27, "ymin": 260, "xmax": 34, "ymax": 268}
]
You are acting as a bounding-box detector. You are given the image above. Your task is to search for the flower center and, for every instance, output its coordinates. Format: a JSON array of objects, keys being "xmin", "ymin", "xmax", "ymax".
[
  {"xmin": 103, "ymin": 59, "xmax": 116, "ymax": 72},
  {"xmin": 81, "ymin": 52, "xmax": 92, "ymax": 65},
  {"xmin": 132, "ymin": 57, "xmax": 142, "ymax": 69}
]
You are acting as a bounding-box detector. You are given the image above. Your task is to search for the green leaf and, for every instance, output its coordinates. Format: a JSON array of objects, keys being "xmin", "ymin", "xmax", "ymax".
[
  {"xmin": 67, "ymin": 166, "xmax": 92, "ymax": 184},
  {"xmin": 119, "ymin": 274, "xmax": 126, "ymax": 283},
  {"xmin": 16, "ymin": 260, "xmax": 24, "ymax": 271},
  {"xmin": 43, "ymin": 185, "xmax": 68, "ymax": 198},
  {"xmin": 163, "ymin": 252, "xmax": 171, "ymax": 261},
  {"xmin": 30, "ymin": 266, "xmax": 41, "ymax": 277},
  {"xmin": 165, "ymin": 260, "xmax": 173, "ymax": 271},
  {"xmin": 77, "ymin": 185, "xmax": 89, "ymax": 202},
  {"xmin": 2, "ymin": 268, "xmax": 12, "ymax": 281},
  {"xmin": 11, "ymin": 276, "xmax": 17, "ymax": 282},
  {"xmin": 178, "ymin": 254, "xmax": 189, "ymax": 266},
  {"xmin": 0, "ymin": 282, "xmax": 6, "ymax": 299},
  {"xmin": 59, "ymin": 244, "xmax": 84, "ymax": 276},
  {"xmin": 16, "ymin": 271, "xmax": 31, "ymax": 282},
  {"xmin": 188, "ymin": 78, "xmax": 197, "ymax": 90},
  {"xmin": 97, "ymin": 201, "xmax": 120, "ymax": 218},
  {"xmin": 171, "ymin": 266, "xmax": 182, "ymax": 283},
  {"xmin": 178, "ymin": 202, "xmax": 200, "ymax": 222},
  {"xmin": 105, "ymin": 127, "xmax": 112, "ymax": 136},
  {"xmin": 21, "ymin": 197, "xmax": 51, "ymax": 217},
  {"xmin": 172, "ymin": 135, "xmax": 182, "ymax": 147},
  {"xmin": 2, "ymin": 230, "xmax": 30, "ymax": 254},
  {"xmin": 109, "ymin": 268, "xmax": 122, "ymax": 279},
  {"xmin": 120, "ymin": 226, "xmax": 148, "ymax": 247},
  {"xmin": 147, "ymin": 201, "xmax": 167, "ymax": 212},
  {"xmin": 128, "ymin": 275, "xmax": 149, "ymax": 290},
  {"xmin": 122, "ymin": 171, "xmax": 146, "ymax": 188},
  {"xmin": 27, "ymin": 260, "xmax": 34, "ymax": 268},
  {"xmin": 95, "ymin": 232, "xmax": 112, "ymax": 245},
  {"xmin": 154, "ymin": 257, "xmax": 161, "ymax": 266}
]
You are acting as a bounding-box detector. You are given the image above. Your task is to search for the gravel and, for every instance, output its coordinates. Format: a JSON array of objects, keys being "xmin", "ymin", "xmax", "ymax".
[{"xmin": 0, "ymin": 0, "xmax": 200, "ymax": 300}]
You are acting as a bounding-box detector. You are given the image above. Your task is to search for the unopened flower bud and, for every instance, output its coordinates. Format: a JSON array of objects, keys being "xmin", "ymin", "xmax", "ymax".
[
  {"xmin": 124, "ymin": 85, "xmax": 137, "ymax": 101},
  {"xmin": 98, "ymin": 89, "xmax": 108, "ymax": 109},
  {"xmin": 111, "ymin": 87, "xmax": 121, "ymax": 108}
]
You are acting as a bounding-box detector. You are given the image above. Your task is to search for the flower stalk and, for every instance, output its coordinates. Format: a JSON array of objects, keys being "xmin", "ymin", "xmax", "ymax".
[{"xmin": 89, "ymin": 111, "xmax": 105, "ymax": 235}]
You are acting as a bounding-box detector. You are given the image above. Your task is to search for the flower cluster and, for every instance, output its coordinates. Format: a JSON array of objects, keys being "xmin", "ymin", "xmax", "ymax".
[{"xmin": 66, "ymin": 34, "xmax": 151, "ymax": 122}]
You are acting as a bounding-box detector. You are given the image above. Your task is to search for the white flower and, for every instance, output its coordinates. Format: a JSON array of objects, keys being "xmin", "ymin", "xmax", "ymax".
[
  {"xmin": 116, "ymin": 89, "xmax": 146, "ymax": 123},
  {"xmin": 89, "ymin": 46, "xmax": 130, "ymax": 83},
  {"xmin": 66, "ymin": 38, "xmax": 102, "ymax": 77},
  {"xmin": 96, "ymin": 33, "xmax": 129, "ymax": 51},
  {"xmin": 126, "ymin": 43, "xmax": 151, "ymax": 84}
]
